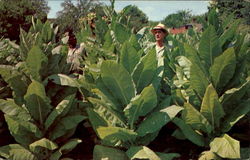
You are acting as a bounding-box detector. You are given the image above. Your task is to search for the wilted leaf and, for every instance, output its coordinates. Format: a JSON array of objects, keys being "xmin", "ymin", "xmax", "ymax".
[
  {"xmin": 29, "ymin": 138, "xmax": 58, "ymax": 152},
  {"xmin": 0, "ymin": 144, "xmax": 37, "ymax": 160},
  {"xmin": 126, "ymin": 146, "xmax": 160, "ymax": 160},
  {"xmin": 210, "ymin": 134, "xmax": 240, "ymax": 158},
  {"xmin": 199, "ymin": 150, "xmax": 221, "ymax": 160}
]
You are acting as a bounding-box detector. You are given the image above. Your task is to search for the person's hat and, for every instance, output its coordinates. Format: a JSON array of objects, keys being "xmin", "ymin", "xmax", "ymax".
[{"xmin": 151, "ymin": 23, "xmax": 168, "ymax": 34}]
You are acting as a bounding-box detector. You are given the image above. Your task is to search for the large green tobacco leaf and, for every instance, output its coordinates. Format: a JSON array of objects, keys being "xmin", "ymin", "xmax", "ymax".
[
  {"xmin": 132, "ymin": 48, "xmax": 157, "ymax": 93},
  {"xmin": 219, "ymin": 20, "xmax": 240, "ymax": 49},
  {"xmin": 50, "ymin": 139, "xmax": 82, "ymax": 160},
  {"xmin": 0, "ymin": 144, "xmax": 37, "ymax": 160},
  {"xmin": 45, "ymin": 94, "xmax": 75, "ymax": 130},
  {"xmin": 95, "ymin": 18, "xmax": 109, "ymax": 44},
  {"xmin": 220, "ymin": 77, "xmax": 250, "ymax": 113},
  {"xmin": 4, "ymin": 115, "xmax": 42, "ymax": 146},
  {"xmin": 176, "ymin": 56, "xmax": 192, "ymax": 79},
  {"xmin": 124, "ymin": 85, "xmax": 157, "ymax": 129},
  {"xmin": 207, "ymin": 9, "xmax": 220, "ymax": 33},
  {"xmin": 200, "ymin": 84, "xmax": 224, "ymax": 129},
  {"xmin": 135, "ymin": 131, "xmax": 159, "ymax": 146},
  {"xmin": 49, "ymin": 115, "xmax": 86, "ymax": 140},
  {"xmin": 222, "ymin": 99, "xmax": 250, "ymax": 132},
  {"xmin": 190, "ymin": 63, "xmax": 210, "ymax": 98},
  {"xmin": 199, "ymin": 26, "xmax": 221, "ymax": 69},
  {"xmin": 0, "ymin": 66, "xmax": 28, "ymax": 105},
  {"xmin": 136, "ymin": 106, "xmax": 183, "ymax": 137},
  {"xmin": 29, "ymin": 138, "xmax": 58, "ymax": 152},
  {"xmin": 136, "ymin": 111, "xmax": 169, "ymax": 136},
  {"xmin": 120, "ymin": 41, "xmax": 140, "ymax": 74},
  {"xmin": 113, "ymin": 23, "xmax": 131, "ymax": 44},
  {"xmin": 182, "ymin": 103, "xmax": 212, "ymax": 134},
  {"xmin": 101, "ymin": 60, "xmax": 136, "ymax": 108},
  {"xmin": 24, "ymin": 80, "xmax": 52, "ymax": 125},
  {"xmin": 210, "ymin": 134, "xmax": 240, "ymax": 159},
  {"xmin": 47, "ymin": 74, "xmax": 80, "ymax": 88},
  {"xmin": 126, "ymin": 146, "xmax": 160, "ymax": 160},
  {"xmin": 40, "ymin": 21, "xmax": 56, "ymax": 43},
  {"xmin": 210, "ymin": 48, "xmax": 236, "ymax": 90},
  {"xmin": 0, "ymin": 99, "xmax": 31, "ymax": 121},
  {"xmin": 93, "ymin": 145, "xmax": 128, "ymax": 160},
  {"xmin": 103, "ymin": 30, "xmax": 115, "ymax": 52},
  {"xmin": 97, "ymin": 126, "xmax": 137, "ymax": 147},
  {"xmin": 88, "ymin": 97, "xmax": 127, "ymax": 128},
  {"xmin": 156, "ymin": 152, "xmax": 181, "ymax": 160},
  {"xmin": 184, "ymin": 44, "xmax": 205, "ymax": 72},
  {"xmin": 173, "ymin": 117, "xmax": 205, "ymax": 146},
  {"xmin": 86, "ymin": 108, "xmax": 108, "ymax": 133},
  {"xmin": 95, "ymin": 77, "xmax": 121, "ymax": 109},
  {"xmin": 129, "ymin": 34, "xmax": 141, "ymax": 51},
  {"xmin": 25, "ymin": 46, "xmax": 48, "ymax": 81}
]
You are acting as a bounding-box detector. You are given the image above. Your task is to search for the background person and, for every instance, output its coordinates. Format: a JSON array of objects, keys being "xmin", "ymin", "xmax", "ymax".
[{"xmin": 66, "ymin": 29, "xmax": 85, "ymax": 74}]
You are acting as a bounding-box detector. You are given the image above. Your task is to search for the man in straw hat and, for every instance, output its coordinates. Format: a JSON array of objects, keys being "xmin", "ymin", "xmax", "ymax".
[
  {"xmin": 151, "ymin": 23, "xmax": 169, "ymax": 60},
  {"xmin": 150, "ymin": 23, "xmax": 175, "ymax": 95}
]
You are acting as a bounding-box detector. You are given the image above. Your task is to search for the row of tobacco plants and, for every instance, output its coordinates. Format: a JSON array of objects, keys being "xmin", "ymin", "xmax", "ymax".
[{"xmin": 0, "ymin": 3, "xmax": 249, "ymax": 160}]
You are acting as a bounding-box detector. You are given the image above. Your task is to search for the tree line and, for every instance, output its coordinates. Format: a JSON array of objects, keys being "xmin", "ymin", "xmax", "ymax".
[{"xmin": 0, "ymin": 0, "xmax": 249, "ymax": 42}]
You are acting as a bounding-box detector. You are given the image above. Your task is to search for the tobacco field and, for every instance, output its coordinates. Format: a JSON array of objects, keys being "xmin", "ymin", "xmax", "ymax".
[{"xmin": 0, "ymin": 2, "xmax": 249, "ymax": 160}]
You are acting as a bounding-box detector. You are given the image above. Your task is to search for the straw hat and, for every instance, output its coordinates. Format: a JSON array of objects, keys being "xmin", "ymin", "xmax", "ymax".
[{"xmin": 151, "ymin": 23, "xmax": 169, "ymax": 35}]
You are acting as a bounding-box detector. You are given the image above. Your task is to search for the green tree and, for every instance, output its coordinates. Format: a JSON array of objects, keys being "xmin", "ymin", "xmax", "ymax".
[
  {"xmin": 120, "ymin": 5, "xmax": 149, "ymax": 33},
  {"xmin": 0, "ymin": 0, "xmax": 49, "ymax": 42},
  {"xmin": 162, "ymin": 10, "xmax": 192, "ymax": 28},
  {"xmin": 212, "ymin": 0, "xmax": 250, "ymax": 24},
  {"xmin": 55, "ymin": 0, "xmax": 104, "ymax": 36}
]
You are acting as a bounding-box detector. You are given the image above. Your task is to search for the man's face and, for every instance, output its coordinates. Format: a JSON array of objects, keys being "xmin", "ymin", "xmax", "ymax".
[{"xmin": 154, "ymin": 29, "xmax": 166, "ymax": 41}]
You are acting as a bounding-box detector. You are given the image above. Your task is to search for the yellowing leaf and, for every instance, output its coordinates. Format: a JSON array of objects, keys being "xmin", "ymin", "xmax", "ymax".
[{"xmin": 210, "ymin": 134, "xmax": 240, "ymax": 159}]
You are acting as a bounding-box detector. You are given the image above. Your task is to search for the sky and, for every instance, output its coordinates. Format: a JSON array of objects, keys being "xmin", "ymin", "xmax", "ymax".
[{"xmin": 47, "ymin": 0, "xmax": 209, "ymax": 21}]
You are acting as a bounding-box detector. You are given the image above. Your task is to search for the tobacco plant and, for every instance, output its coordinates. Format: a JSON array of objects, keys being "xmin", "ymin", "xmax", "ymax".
[
  {"xmin": 169, "ymin": 10, "xmax": 250, "ymax": 159},
  {"xmin": 84, "ymin": 42, "xmax": 182, "ymax": 159},
  {"xmin": 0, "ymin": 19, "xmax": 86, "ymax": 160}
]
